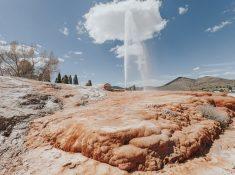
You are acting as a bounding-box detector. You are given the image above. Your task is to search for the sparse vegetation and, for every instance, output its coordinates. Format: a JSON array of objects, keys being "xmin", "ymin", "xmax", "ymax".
[
  {"xmin": 55, "ymin": 72, "xmax": 62, "ymax": 83},
  {"xmin": 199, "ymin": 105, "xmax": 230, "ymax": 127},
  {"xmin": 86, "ymin": 80, "xmax": 92, "ymax": 86},
  {"xmin": 73, "ymin": 74, "xmax": 79, "ymax": 85},
  {"xmin": 228, "ymin": 85, "xmax": 232, "ymax": 91},
  {"xmin": 69, "ymin": 75, "xmax": 72, "ymax": 84},
  {"xmin": 62, "ymin": 75, "xmax": 69, "ymax": 84},
  {"xmin": 0, "ymin": 41, "xmax": 59, "ymax": 82},
  {"xmin": 55, "ymin": 73, "xmax": 80, "ymax": 85}
]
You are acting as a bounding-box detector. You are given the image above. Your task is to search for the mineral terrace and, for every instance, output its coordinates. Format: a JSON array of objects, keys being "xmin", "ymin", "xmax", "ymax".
[{"xmin": 0, "ymin": 76, "xmax": 235, "ymax": 175}]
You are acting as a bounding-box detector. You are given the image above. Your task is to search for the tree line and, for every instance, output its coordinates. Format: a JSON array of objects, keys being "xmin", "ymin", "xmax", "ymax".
[
  {"xmin": 55, "ymin": 72, "xmax": 92, "ymax": 86},
  {"xmin": 0, "ymin": 41, "xmax": 59, "ymax": 82}
]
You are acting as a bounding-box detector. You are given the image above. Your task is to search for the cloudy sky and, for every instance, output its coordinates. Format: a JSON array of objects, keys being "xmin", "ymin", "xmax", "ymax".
[{"xmin": 0, "ymin": 0, "xmax": 235, "ymax": 86}]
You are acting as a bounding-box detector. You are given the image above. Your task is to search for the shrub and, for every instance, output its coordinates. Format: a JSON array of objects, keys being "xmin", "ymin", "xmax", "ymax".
[
  {"xmin": 198, "ymin": 105, "xmax": 230, "ymax": 127},
  {"xmin": 62, "ymin": 75, "xmax": 69, "ymax": 84},
  {"xmin": 86, "ymin": 80, "xmax": 92, "ymax": 86}
]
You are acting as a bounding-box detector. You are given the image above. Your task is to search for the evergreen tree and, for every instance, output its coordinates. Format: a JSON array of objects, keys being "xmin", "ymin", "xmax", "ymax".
[
  {"xmin": 69, "ymin": 75, "xmax": 72, "ymax": 84},
  {"xmin": 86, "ymin": 80, "xmax": 92, "ymax": 86},
  {"xmin": 55, "ymin": 78, "xmax": 58, "ymax": 83},
  {"xmin": 62, "ymin": 75, "xmax": 69, "ymax": 84},
  {"xmin": 132, "ymin": 85, "xmax": 136, "ymax": 91},
  {"xmin": 73, "ymin": 74, "xmax": 79, "ymax": 85},
  {"xmin": 57, "ymin": 73, "xmax": 62, "ymax": 83}
]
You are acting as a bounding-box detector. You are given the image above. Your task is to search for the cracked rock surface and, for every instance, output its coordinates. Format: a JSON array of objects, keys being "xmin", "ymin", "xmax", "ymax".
[
  {"xmin": 0, "ymin": 76, "xmax": 105, "ymax": 175},
  {"xmin": 0, "ymin": 77, "xmax": 64, "ymax": 174},
  {"xmin": 0, "ymin": 76, "xmax": 235, "ymax": 175},
  {"xmin": 40, "ymin": 91, "xmax": 234, "ymax": 173}
]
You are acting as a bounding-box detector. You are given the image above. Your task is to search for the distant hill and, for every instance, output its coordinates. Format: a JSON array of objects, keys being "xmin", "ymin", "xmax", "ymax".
[{"xmin": 158, "ymin": 76, "xmax": 235, "ymax": 91}]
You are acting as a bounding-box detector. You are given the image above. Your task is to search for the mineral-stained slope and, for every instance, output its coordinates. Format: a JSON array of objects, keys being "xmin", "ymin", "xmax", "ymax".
[
  {"xmin": 0, "ymin": 76, "xmax": 105, "ymax": 175},
  {"xmin": 0, "ymin": 76, "xmax": 235, "ymax": 175},
  {"xmin": 39, "ymin": 92, "xmax": 234, "ymax": 172},
  {"xmin": 0, "ymin": 76, "xmax": 63, "ymax": 174}
]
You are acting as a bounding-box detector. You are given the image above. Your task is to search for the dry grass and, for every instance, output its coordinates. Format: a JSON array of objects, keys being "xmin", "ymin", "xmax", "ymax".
[{"xmin": 199, "ymin": 105, "xmax": 230, "ymax": 127}]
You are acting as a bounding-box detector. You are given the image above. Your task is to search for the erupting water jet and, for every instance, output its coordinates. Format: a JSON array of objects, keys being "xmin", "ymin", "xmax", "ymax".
[{"xmin": 124, "ymin": 10, "xmax": 149, "ymax": 89}]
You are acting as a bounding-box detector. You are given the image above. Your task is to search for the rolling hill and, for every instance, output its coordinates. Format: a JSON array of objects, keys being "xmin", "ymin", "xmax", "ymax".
[{"xmin": 158, "ymin": 76, "xmax": 235, "ymax": 91}]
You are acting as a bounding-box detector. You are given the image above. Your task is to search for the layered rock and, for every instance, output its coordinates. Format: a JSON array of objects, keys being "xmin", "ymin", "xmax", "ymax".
[
  {"xmin": 38, "ymin": 91, "xmax": 235, "ymax": 172},
  {"xmin": 1, "ymin": 76, "xmax": 235, "ymax": 175}
]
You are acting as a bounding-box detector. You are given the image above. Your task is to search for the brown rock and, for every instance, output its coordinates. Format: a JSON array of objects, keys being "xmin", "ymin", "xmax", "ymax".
[{"xmin": 103, "ymin": 83, "xmax": 112, "ymax": 91}]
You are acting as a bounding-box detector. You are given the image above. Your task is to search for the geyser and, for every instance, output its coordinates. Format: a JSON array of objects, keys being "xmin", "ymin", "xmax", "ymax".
[
  {"xmin": 124, "ymin": 10, "xmax": 149, "ymax": 89},
  {"xmin": 84, "ymin": 0, "xmax": 167, "ymax": 88}
]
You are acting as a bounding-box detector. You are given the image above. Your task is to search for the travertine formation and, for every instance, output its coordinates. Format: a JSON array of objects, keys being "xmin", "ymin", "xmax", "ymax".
[
  {"xmin": 40, "ymin": 92, "xmax": 234, "ymax": 172},
  {"xmin": 0, "ymin": 76, "xmax": 235, "ymax": 175}
]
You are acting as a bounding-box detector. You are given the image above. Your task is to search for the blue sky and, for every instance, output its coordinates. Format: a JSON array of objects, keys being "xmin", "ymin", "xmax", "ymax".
[{"xmin": 0, "ymin": 0, "xmax": 235, "ymax": 86}]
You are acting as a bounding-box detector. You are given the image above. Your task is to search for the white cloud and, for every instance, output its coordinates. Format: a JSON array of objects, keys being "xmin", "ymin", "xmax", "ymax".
[
  {"xmin": 59, "ymin": 27, "xmax": 69, "ymax": 36},
  {"xmin": 110, "ymin": 45, "xmax": 124, "ymax": 58},
  {"xmin": 193, "ymin": 67, "xmax": 200, "ymax": 71},
  {"xmin": 58, "ymin": 58, "xmax": 65, "ymax": 62},
  {"xmin": 68, "ymin": 51, "xmax": 83, "ymax": 56},
  {"xmin": 110, "ymin": 43, "xmax": 145, "ymax": 58},
  {"xmin": 178, "ymin": 6, "xmax": 189, "ymax": 15},
  {"xmin": 76, "ymin": 21, "xmax": 86, "ymax": 35},
  {"xmin": 84, "ymin": 0, "xmax": 166, "ymax": 60},
  {"xmin": 64, "ymin": 54, "xmax": 70, "ymax": 58},
  {"xmin": 78, "ymin": 71, "xmax": 95, "ymax": 79},
  {"xmin": 206, "ymin": 20, "xmax": 232, "ymax": 33},
  {"xmin": 0, "ymin": 40, "xmax": 7, "ymax": 45},
  {"xmin": 222, "ymin": 3, "xmax": 235, "ymax": 14},
  {"xmin": 84, "ymin": 0, "xmax": 167, "ymax": 44},
  {"xmin": 63, "ymin": 50, "xmax": 83, "ymax": 60},
  {"xmin": 189, "ymin": 61, "xmax": 235, "ymax": 80},
  {"xmin": 72, "ymin": 51, "xmax": 83, "ymax": 55},
  {"xmin": 198, "ymin": 74, "xmax": 219, "ymax": 78},
  {"xmin": 36, "ymin": 44, "xmax": 42, "ymax": 48},
  {"xmin": 224, "ymin": 71, "xmax": 235, "ymax": 75}
]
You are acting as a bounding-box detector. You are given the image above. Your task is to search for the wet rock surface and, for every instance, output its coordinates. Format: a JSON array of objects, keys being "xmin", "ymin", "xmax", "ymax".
[{"xmin": 0, "ymin": 76, "xmax": 235, "ymax": 175}]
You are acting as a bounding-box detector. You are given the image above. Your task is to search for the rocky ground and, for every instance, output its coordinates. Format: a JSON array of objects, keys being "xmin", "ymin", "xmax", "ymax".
[{"xmin": 0, "ymin": 76, "xmax": 234, "ymax": 175}]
